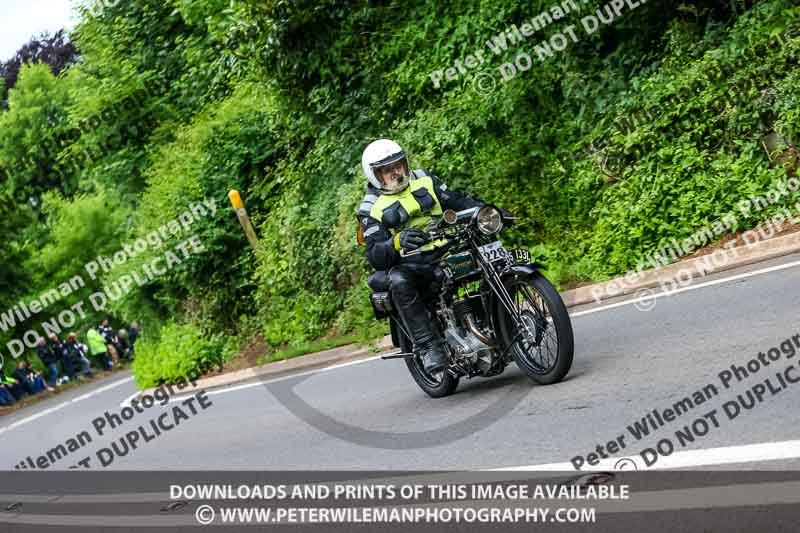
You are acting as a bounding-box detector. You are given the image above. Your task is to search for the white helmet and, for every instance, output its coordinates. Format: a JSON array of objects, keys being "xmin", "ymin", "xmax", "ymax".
[{"xmin": 361, "ymin": 139, "xmax": 410, "ymax": 193}]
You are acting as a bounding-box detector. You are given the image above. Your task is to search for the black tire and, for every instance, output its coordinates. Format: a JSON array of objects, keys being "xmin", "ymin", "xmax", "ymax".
[
  {"xmin": 398, "ymin": 324, "xmax": 459, "ymax": 398},
  {"xmin": 496, "ymin": 273, "xmax": 574, "ymax": 385}
]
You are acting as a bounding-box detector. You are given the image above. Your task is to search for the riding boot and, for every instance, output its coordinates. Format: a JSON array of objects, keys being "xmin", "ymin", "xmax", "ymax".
[
  {"xmin": 416, "ymin": 336, "xmax": 448, "ymax": 374},
  {"xmin": 390, "ymin": 269, "xmax": 448, "ymax": 374}
]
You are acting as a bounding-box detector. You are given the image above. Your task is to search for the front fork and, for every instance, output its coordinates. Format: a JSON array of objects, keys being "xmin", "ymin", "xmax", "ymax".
[{"xmin": 481, "ymin": 257, "xmax": 547, "ymax": 347}]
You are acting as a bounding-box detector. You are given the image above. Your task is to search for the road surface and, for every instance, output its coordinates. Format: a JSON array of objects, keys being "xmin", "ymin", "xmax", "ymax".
[{"xmin": 3, "ymin": 253, "xmax": 800, "ymax": 472}]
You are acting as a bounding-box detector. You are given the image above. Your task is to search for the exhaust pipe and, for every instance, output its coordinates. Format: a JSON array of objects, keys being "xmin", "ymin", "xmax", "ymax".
[{"xmin": 465, "ymin": 314, "xmax": 494, "ymax": 347}]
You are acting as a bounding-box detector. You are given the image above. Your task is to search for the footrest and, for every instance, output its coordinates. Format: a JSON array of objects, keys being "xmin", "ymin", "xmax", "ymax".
[{"xmin": 380, "ymin": 352, "xmax": 414, "ymax": 360}]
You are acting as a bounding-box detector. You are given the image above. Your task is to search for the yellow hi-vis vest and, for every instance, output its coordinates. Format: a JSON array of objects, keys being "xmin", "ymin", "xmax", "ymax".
[{"xmin": 369, "ymin": 174, "xmax": 448, "ymax": 253}]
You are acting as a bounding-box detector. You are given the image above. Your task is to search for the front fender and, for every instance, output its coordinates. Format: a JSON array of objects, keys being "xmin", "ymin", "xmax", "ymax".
[{"xmin": 499, "ymin": 262, "xmax": 546, "ymax": 281}]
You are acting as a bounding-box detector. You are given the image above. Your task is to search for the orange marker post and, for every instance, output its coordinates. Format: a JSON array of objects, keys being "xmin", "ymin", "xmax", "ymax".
[{"xmin": 228, "ymin": 190, "xmax": 260, "ymax": 250}]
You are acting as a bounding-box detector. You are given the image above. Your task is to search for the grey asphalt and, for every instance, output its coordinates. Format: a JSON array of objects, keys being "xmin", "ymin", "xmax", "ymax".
[{"xmin": 3, "ymin": 253, "xmax": 800, "ymax": 471}]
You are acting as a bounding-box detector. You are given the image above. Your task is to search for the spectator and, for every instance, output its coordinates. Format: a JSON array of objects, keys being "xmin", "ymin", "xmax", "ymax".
[
  {"xmin": 48, "ymin": 334, "xmax": 72, "ymax": 384},
  {"xmin": 2, "ymin": 369, "xmax": 25, "ymax": 401},
  {"xmin": 0, "ymin": 382, "xmax": 15, "ymax": 406},
  {"xmin": 129, "ymin": 322, "xmax": 140, "ymax": 347},
  {"xmin": 128, "ymin": 322, "xmax": 140, "ymax": 359},
  {"xmin": 116, "ymin": 329, "xmax": 132, "ymax": 361},
  {"xmin": 77, "ymin": 340, "xmax": 94, "ymax": 377},
  {"xmin": 12, "ymin": 360, "xmax": 51, "ymax": 394},
  {"xmin": 77, "ymin": 340, "xmax": 93, "ymax": 376},
  {"xmin": 65, "ymin": 333, "xmax": 93, "ymax": 379},
  {"xmin": 26, "ymin": 360, "xmax": 52, "ymax": 392},
  {"xmin": 36, "ymin": 337, "xmax": 59, "ymax": 388},
  {"xmin": 99, "ymin": 319, "xmax": 114, "ymax": 343},
  {"xmin": 86, "ymin": 328, "xmax": 113, "ymax": 371},
  {"xmin": 99, "ymin": 319, "xmax": 119, "ymax": 364}
]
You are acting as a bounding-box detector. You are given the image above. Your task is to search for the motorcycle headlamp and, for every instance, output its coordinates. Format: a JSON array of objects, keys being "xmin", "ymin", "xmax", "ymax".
[{"xmin": 476, "ymin": 205, "xmax": 503, "ymax": 235}]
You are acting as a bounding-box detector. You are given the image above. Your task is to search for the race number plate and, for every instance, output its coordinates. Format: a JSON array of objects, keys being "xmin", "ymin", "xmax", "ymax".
[
  {"xmin": 477, "ymin": 241, "xmax": 508, "ymax": 262},
  {"xmin": 510, "ymin": 248, "xmax": 531, "ymax": 264}
]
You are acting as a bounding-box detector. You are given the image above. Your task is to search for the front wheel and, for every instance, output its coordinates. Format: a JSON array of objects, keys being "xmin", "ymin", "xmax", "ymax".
[
  {"xmin": 495, "ymin": 273, "xmax": 574, "ymax": 385},
  {"xmin": 398, "ymin": 321, "xmax": 460, "ymax": 398}
]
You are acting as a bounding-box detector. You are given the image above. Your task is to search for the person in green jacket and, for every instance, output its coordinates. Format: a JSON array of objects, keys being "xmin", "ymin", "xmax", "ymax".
[
  {"xmin": 86, "ymin": 328, "xmax": 112, "ymax": 371},
  {"xmin": 1, "ymin": 370, "xmax": 24, "ymax": 400}
]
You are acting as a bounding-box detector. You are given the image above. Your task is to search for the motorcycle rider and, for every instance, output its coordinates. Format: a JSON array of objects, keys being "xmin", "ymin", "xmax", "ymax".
[{"xmin": 358, "ymin": 139, "xmax": 485, "ymax": 374}]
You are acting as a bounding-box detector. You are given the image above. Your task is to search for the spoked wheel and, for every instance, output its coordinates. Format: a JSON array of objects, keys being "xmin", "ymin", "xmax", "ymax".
[
  {"xmin": 496, "ymin": 273, "xmax": 574, "ymax": 385},
  {"xmin": 398, "ymin": 322, "xmax": 459, "ymax": 398}
]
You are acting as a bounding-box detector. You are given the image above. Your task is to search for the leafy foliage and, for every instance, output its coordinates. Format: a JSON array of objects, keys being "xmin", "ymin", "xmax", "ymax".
[
  {"xmin": 0, "ymin": 64, "xmax": 77, "ymax": 202},
  {"xmin": 131, "ymin": 320, "xmax": 237, "ymax": 388}
]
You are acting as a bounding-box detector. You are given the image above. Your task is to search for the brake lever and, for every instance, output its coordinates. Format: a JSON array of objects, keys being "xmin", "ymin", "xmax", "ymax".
[{"xmin": 399, "ymin": 248, "xmax": 424, "ymax": 258}]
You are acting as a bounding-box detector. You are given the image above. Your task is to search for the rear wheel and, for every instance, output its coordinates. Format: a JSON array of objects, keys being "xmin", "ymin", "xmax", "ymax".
[
  {"xmin": 496, "ymin": 273, "xmax": 573, "ymax": 385},
  {"xmin": 398, "ymin": 321, "xmax": 459, "ymax": 398}
]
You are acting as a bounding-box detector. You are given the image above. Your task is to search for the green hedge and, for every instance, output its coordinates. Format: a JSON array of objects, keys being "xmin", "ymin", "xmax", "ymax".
[{"xmin": 131, "ymin": 321, "xmax": 238, "ymax": 389}]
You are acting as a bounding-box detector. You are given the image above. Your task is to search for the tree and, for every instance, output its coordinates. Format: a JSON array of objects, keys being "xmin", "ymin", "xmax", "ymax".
[
  {"xmin": 0, "ymin": 63, "xmax": 77, "ymax": 204},
  {"xmin": 0, "ymin": 29, "xmax": 78, "ymax": 103}
]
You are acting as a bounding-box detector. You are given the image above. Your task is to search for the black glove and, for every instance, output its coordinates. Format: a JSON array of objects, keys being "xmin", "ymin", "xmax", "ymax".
[{"xmin": 394, "ymin": 228, "xmax": 430, "ymax": 252}]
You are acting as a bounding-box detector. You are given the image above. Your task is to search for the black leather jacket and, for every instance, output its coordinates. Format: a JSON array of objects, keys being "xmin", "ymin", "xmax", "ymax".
[{"xmin": 358, "ymin": 170, "xmax": 482, "ymax": 271}]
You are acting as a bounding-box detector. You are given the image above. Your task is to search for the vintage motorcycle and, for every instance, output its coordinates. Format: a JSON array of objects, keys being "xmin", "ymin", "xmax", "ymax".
[{"xmin": 363, "ymin": 205, "xmax": 574, "ymax": 398}]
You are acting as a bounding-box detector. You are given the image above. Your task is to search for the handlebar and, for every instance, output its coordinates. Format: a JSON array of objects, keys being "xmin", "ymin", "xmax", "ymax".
[
  {"xmin": 399, "ymin": 209, "xmax": 478, "ymax": 257},
  {"xmin": 398, "ymin": 206, "xmax": 512, "ymax": 257}
]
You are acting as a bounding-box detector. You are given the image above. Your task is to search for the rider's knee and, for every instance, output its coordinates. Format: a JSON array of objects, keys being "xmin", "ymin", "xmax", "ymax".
[{"xmin": 388, "ymin": 269, "xmax": 415, "ymax": 295}]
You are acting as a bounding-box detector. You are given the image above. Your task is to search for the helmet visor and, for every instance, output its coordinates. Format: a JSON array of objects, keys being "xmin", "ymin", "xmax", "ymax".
[{"xmin": 372, "ymin": 156, "xmax": 409, "ymax": 192}]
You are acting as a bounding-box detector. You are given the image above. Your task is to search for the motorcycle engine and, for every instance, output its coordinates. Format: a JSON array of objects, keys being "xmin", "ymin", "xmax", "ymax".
[{"xmin": 442, "ymin": 295, "xmax": 494, "ymax": 374}]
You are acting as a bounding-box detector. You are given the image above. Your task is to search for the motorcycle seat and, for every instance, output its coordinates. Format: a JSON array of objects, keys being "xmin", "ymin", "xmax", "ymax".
[{"xmin": 367, "ymin": 271, "xmax": 391, "ymax": 292}]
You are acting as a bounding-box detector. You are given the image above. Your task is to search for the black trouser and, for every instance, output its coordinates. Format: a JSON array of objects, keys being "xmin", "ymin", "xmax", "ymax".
[
  {"xmin": 389, "ymin": 264, "xmax": 440, "ymax": 349},
  {"xmin": 94, "ymin": 352, "xmax": 113, "ymax": 370},
  {"xmin": 61, "ymin": 356, "xmax": 78, "ymax": 379},
  {"xmin": 6, "ymin": 381, "xmax": 25, "ymax": 400}
]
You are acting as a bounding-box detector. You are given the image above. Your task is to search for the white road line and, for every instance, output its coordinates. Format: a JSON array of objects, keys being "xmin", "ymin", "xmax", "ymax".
[
  {"xmin": 570, "ymin": 258, "xmax": 800, "ymax": 318},
  {"xmin": 488, "ymin": 439, "xmax": 800, "ymax": 471},
  {"xmin": 0, "ymin": 376, "xmax": 134, "ymax": 435}
]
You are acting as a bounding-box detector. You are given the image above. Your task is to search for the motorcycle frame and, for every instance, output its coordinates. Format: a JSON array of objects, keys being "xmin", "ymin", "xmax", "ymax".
[{"xmin": 382, "ymin": 217, "xmax": 547, "ymax": 377}]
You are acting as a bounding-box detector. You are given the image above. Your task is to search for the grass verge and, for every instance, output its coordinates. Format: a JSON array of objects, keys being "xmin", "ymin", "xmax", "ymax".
[{"xmin": 257, "ymin": 333, "xmax": 382, "ymax": 366}]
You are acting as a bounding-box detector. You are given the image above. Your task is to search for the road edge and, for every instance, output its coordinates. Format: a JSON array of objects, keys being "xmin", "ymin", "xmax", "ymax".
[{"xmin": 562, "ymin": 229, "xmax": 800, "ymax": 307}]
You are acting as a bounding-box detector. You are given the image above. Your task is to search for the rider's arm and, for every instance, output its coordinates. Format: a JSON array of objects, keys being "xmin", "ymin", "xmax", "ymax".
[
  {"xmin": 428, "ymin": 172, "xmax": 484, "ymax": 212},
  {"xmin": 361, "ymin": 216, "xmax": 399, "ymax": 271}
]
